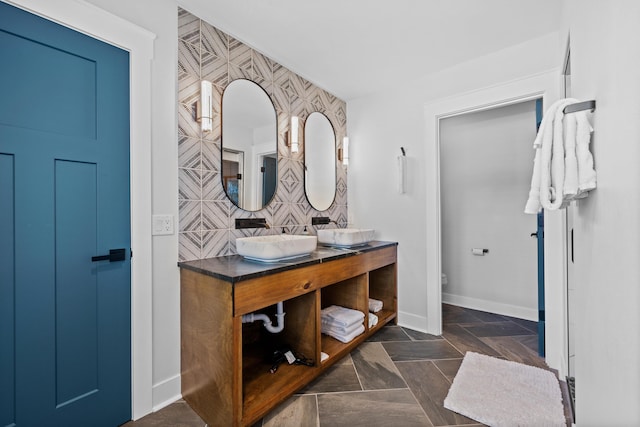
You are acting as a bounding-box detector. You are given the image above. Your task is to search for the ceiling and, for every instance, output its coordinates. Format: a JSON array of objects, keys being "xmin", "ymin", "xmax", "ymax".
[{"xmin": 183, "ymin": 0, "xmax": 562, "ymax": 101}]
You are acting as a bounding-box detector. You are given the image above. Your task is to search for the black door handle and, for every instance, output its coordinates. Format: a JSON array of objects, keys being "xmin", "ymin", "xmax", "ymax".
[
  {"xmin": 530, "ymin": 232, "xmax": 538, "ymax": 238},
  {"xmin": 92, "ymin": 248, "xmax": 126, "ymax": 262}
]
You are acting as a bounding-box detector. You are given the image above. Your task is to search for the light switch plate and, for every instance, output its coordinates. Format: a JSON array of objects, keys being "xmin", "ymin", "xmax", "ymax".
[{"xmin": 152, "ymin": 214, "xmax": 174, "ymax": 236}]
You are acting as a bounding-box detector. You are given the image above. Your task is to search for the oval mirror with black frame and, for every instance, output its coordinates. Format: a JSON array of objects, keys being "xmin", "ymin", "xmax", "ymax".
[
  {"xmin": 221, "ymin": 79, "xmax": 278, "ymax": 211},
  {"xmin": 304, "ymin": 112, "xmax": 336, "ymax": 211}
]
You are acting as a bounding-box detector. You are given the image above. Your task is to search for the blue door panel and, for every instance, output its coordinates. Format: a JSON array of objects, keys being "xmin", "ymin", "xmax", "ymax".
[
  {"xmin": 14, "ymin": 149, "xmax": 56, "ymax": 426},
  {"xmin": 0, "ymin": 29, "xmax": 97, "ymax": 139},
  {"xmin": 0, "ymin": 2, "xmax": 131, "ymax": 426},
  {"xmin": 537, "ymin": 211, "xmax": 545, "ymax": 356},
  {"xmin": 55, "ymin": 160, "xmax": 99, "ymax": 408},
  {"xmin": 0, "ymin": 154, "xmax": 16, "ymax": 427}
]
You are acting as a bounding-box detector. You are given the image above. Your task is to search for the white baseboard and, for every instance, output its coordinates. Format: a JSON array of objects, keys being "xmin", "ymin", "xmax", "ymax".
[
  {"xmin": 442, "ymin": 292, "xmax": 537, "ymax": 321},
  {"xmin": 152, "ymin": 374, "xmax": 181, "ymax": 412},
  {"xmin": 397, "ymin": 310, "xmax": 429, "ymax": 334}
]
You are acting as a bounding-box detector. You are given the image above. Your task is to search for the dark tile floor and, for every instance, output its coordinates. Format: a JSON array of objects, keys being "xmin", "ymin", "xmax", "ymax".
[{"xmin": 124, "ymin": 304, "xmax": 573, "ymax": 427}]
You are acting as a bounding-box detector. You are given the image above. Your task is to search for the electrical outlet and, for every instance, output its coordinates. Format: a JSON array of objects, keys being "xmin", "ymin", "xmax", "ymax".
[{"xmin": 152, "ymin": 214, "xmax": 174, "ymax": 236}]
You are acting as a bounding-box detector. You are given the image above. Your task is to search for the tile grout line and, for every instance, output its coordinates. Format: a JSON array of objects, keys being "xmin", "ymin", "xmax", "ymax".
[
  {"xmin": 351, "ymin": 354, "xmax": 365, "ymax": 391},
  {"xmin": 306, "ymin": 387, "xmax": 415, "ymax": 397},
  {"xmin": 376, "ymin": 341, "xmax": 411, "ymax": 389},
  {"xmin": 440, "ymin": 329, "xmax": 470, "ymax": 360},
  {"xmin": 314, "ymin": 394, "xmax": 320, "ymax": 427},
  {"xmin": 431, "ymin": 360, "xmax": 454, "ymax": 386},
  {"xmin": 397, "ymin": 360, "xmax": 438, "ymax": 427},
  {"xmin": 393, "ymin": 357, "xmax": 463, "ymax": 364},
  {"xmin": 382, "ymin": 335, "xmax": 462, "ymax": 426}
]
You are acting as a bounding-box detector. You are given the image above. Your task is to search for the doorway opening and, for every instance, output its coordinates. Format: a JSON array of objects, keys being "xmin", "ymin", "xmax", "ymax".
[
  {"xmin": 259, "ymin": 153, "xmax": 277, "ymax": 207},
  {"xmin": 223, "ymin": 149, "xmax": 244, "ymax": 207},
  {"xmin": 424, "ymin": 71, "xmax": 563, "ymax": 386},
  {"xmin": 439, "ymin": 100, "xmax": 541, "ymax": 339}
]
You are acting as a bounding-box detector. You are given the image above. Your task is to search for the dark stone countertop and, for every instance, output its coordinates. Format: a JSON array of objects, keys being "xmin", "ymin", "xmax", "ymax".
[{"xmin": 177, "ymin": 240, "xmax": 397, "ymax": 284}]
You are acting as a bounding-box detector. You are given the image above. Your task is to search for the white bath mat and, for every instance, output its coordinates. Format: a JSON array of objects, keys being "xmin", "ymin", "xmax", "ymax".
[{"xmin": 444, "ymin": 351, "xmax": 565, "ymax": 427}]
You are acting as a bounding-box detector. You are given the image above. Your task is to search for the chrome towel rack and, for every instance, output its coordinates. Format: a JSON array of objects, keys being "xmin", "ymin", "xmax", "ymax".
[{"xmin": 563, "ymin": 100, "xmax": 596, "ymax": 114}]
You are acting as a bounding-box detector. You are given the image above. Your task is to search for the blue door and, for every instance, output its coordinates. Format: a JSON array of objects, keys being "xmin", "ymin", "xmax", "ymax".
[
  {"xmin": 534, "ymin": 98, "xmax": 545, "ymax": 357},
  {"xmin": 0, "ymin": 3, "xmax": 131, "ymax": 426},
  {"xmin": 262, "ymin": 156, "xmax": 276, "ymax": 205}
]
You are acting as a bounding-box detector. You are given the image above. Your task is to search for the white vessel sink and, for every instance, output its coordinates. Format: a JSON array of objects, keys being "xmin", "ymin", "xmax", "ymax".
[
  {"xmin": 316, "ymin": 228, "xmax": 375, "ymax": 248},
  {"xmin": 236, "ymin": 234, "xmax": 317, "ymax": 262}
]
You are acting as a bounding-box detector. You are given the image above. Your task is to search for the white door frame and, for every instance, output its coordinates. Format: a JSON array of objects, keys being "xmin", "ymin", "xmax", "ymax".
[
  {"xmin": 6, "ymin": 0, "xmax": 156, "ymax": 419},
  {"xmin": 424, "ymin": 69, "xmax": 568, "ymax": 374},
  {"xmin": 561, "ymin": 36, "xmax": 574, "ymax": 382}
]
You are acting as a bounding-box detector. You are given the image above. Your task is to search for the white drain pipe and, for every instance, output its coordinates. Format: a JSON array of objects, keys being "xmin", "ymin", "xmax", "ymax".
[{"xmin": 241, "ymin": 301, "xmax": 285, "ymax": 333}]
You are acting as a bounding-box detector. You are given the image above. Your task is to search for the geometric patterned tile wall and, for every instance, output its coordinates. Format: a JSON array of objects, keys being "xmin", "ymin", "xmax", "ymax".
[{"xmin": 178, "ymin": 8, "xmax": 348, "ymax": 261}]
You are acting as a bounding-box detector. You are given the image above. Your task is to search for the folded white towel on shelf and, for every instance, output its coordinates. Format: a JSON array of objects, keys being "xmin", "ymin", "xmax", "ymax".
[
  {"xmin": 322, "ymin": 324, "xmax": 365, "ymax": 344},
  {"xmin": 321, "ymin": 305, "xmax": 365, "ymax": 328},
  {"xmin": 368, "ymin": 312, "xmax": 379, "ymax": 328},
  {"xmin": 368, "ymin": 298, "xmax": 383, "ymax": 313},
  {"xmin": 321, "ymin": 319, "xmax": 364, "ymax": 336}
]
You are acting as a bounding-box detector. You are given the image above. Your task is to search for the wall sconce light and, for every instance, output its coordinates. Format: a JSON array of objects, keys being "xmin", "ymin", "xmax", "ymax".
[
  {"xmin": 288, "ymin": 116, "xmax": 299, "ymax": 153},
  {"xmin": 197, "ymin": 80, "xmax": 213, "ymax": 132},
  {"xmin": 338, "ymin": 136, "xmax": 349, "ymax": 166}
]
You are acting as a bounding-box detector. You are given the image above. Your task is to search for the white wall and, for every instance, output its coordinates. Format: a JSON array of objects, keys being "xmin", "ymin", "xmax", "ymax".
[
  {"xmin": 439, "ymin": 101, "xmax": 538, "ymax": 320},
  {"xmin": 347, "ymin": 32, "xmax": 560, "ymax": 331},
  {"xmin": 562, "ymin": 1, "xmax": 640, "ymax": 424}
]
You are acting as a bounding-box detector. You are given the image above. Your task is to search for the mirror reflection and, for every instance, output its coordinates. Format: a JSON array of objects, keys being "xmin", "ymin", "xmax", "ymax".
[
  {"xmin": 304, "ymin": 112, "xmax": 336, "ymax": 211},
  {"xmin": 221, "ymin": 79, "xmax": 278, "ymax": 211}
]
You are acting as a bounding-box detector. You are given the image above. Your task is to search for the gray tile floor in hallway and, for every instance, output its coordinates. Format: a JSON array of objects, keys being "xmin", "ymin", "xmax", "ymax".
[{"xmin": 124, "ymin": 304, "xmax": 573, "ymax": 427}]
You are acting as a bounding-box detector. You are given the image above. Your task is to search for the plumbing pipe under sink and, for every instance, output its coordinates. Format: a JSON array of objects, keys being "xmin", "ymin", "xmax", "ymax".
[{"xmin": 242, "ymin": 301, "xmax": 285, "ymax": 333}]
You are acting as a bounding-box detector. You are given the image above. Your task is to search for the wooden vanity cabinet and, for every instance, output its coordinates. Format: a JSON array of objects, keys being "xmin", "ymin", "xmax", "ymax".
[{"xmin": 179, "ymin": 242, "xmax": 397, "ymax": 426}]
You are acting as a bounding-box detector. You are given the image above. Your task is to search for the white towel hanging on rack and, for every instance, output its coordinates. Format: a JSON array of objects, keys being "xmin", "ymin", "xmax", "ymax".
[{"xmin": 524, "ymin": 98, "xmax": 597, "ymax": 214}]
